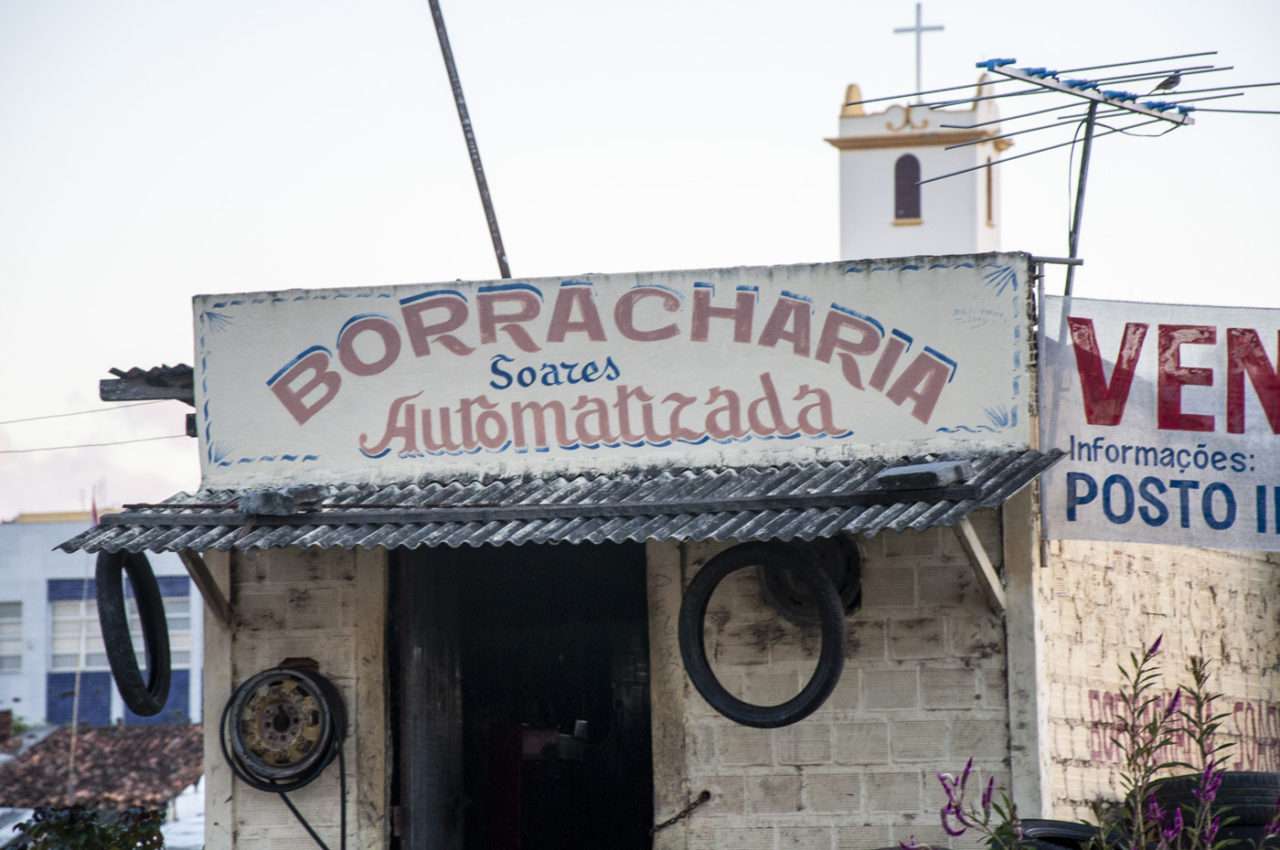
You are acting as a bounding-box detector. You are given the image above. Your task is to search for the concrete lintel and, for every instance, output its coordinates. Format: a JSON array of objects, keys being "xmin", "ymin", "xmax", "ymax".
[{"xmin": 951, "ymin": 517, "xmax": 1006, "ymax": 613}]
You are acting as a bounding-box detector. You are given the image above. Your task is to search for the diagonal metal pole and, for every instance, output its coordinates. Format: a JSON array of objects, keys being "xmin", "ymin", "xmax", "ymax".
[
  {"xmin": 1064, "ymin": 101, "xmax": 1098, "ymax": 296},
  {"xmin": 427, "ymin": 0, "xmax": 511, "ymax": 279}
]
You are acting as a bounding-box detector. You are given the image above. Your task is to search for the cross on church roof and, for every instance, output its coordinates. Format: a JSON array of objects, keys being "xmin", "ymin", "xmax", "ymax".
[{"xmin": 894, "ymin": 3, "xmax": 944, "ymax": 102}]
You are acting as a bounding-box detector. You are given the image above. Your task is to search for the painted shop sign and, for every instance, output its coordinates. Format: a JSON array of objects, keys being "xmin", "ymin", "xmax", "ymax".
[
  {"xmin": 1041, "ymin": 295, "xmax": 1280, "ymax": 550},
  {"xmin": 194, "ymin": 255, "xmax": 1032, "ymax": 488}
]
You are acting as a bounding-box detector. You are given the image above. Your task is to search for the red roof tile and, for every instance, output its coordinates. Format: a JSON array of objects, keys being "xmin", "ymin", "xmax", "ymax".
[{"xmin": 0, "ymin": 725, "xmax": 202, "ymax": 809}]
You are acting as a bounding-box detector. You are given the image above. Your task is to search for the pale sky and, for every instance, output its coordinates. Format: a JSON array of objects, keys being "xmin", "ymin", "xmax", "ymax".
[{"xmin": 1, "ymin": 0, "xmax": 1277, "ymax": 519}]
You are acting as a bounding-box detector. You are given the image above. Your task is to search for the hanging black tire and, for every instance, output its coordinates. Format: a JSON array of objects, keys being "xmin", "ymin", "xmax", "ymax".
[
  {"xmin": 96, "ymin": 550, "xmax": 171, "ymax": 717},
  {"xmin": 677, "ymin": 541, "xmax": 846, "ymax": 728}
]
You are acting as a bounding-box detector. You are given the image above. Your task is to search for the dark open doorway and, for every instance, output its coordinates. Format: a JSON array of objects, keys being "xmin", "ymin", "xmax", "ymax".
[{"xmin": 392, "ymin": 542, "xmax": 653, "ymax": 850}]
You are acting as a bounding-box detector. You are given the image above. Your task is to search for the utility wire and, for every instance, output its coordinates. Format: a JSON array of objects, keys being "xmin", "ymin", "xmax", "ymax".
[
  {"xmin": 0, "ymin": 400, "xmax": 166, "ymax": 426},
  {"xmin": 0, "ymin": 434, "xmax": 188, "ymax": 455}
]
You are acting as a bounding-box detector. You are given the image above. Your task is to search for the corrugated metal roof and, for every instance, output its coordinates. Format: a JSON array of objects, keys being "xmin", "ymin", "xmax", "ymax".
[{"xmin": 59, "ymin": 450, "xmax": 1061, "ymax": 553}]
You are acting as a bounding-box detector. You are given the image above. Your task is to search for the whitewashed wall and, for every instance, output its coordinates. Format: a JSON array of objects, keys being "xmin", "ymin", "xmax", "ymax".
[
  {"xmin": 1039, "ymin": 540, "xmax": 1280, "ymax": 820},
  {"xmin": 202, "ymin": 547, "xmax": 387, "ymax": 850},
  {"xmin": 648, "ymin": 514, "xmax": 1011, "ymax": 850}
]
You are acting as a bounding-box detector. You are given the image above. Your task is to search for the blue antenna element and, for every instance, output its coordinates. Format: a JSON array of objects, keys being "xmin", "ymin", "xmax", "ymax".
[
  {"xmin": 896, "ymin": 50, "xmax": 1280, "ymax": 298},
  {"xmin": 885, "ymin": 47, "xmax": 1272, "ymax": 298}
]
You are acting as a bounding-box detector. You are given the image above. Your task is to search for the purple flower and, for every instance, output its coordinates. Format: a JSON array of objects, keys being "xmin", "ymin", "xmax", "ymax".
[
  {"xmin": 1205, "ymin": 816, "xmax": 1221, "ymax": 844},
  {"xmin": 1164, "ymin": 688, "xmax": 1182, "ymax": 718},
  {"xmin": 1150, "ymin": 635, "xmax": 1163, "ymax": 655},
  {"xmin": 1148, "ymin": 795, "xmax": 1164, "ymax": 823},
  {"xmin": 937, "ymin": 772, "xmax": 959, "ymax": 807},
  {"xmin": 982, "ymin": 777, "xmax": 995, "ymax": 812},
  {"xmin": 899, "ymin": 836, "xmax": 921, "ymax": 850},
  {"xmin": 1195, "ymin": 762, "xmax": 1224, "ymax": 803},
  {"xmin": 1162, "ymin": 807, "xmax": 1184, "ymax": 844},
  {"xmin": 941, "ymin": 804, "xmax": 968, "ymax": 837}
]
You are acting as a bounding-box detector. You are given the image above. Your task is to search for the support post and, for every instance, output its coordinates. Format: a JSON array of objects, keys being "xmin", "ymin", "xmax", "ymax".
[
  {"xmin": 178, "ymin": 549, "xmax": 232, "ymax": 630},
  {"xmin": 951, "ymin": 517, "xmax": 1006, "ymax": 613}
]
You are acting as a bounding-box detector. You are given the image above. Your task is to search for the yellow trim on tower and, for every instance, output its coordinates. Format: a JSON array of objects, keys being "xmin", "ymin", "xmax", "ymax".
[
  {"xmin": 825, "ymin": 129, "xmax": 996, "ymax": 150},
  {"xmin": 892, "ymin": 218, "xmax": 923, "ymax": 227},
  {"xmin": 840, "ymin": 84, "xmax": 866, "ymax": 118}
]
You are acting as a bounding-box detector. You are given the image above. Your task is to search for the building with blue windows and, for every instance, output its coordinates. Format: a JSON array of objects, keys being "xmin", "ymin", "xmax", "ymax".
[{"xmin": 0, "ymin": 512, "xmax": 202, "ymax": 728}]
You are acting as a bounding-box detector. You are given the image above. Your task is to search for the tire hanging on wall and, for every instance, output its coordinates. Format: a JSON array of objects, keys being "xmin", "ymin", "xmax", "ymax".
[
  {"xmin": 220, "ymin": 667, "xmax": 348, "ymax": 792},
  {"xmin": 677, "ymin": 541, "xmax": 846, "ymax": 728},
  {"xmin": 220, "ymin": 667, "xmax": 349, "ymax": 850},
  {"xmin": 95, "ymin": 550, "xmax": 172, "ymax": 717}
]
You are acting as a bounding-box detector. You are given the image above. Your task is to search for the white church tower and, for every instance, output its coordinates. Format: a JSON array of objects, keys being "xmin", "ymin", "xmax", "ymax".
[
  {"xmin": 827, "ymin": 78, "xmax": 1010, "ymax": 260},
  {"xmin": 826, "ymin": 6, "xmax": 1010, "ymax": 259}
]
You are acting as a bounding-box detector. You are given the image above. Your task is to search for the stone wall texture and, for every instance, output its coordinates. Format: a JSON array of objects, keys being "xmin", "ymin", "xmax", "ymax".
[
  {"xmin": 649, "ymin": 510, "xmax": 1010, "ymax": 850},
  {"xmin": 1039, "ymin": 540, "xmax": 1280, "ymax": 820}
]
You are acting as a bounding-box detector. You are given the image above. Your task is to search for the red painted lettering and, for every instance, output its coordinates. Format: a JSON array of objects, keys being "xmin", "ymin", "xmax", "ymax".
[
  {"xmin": 268, "ymin": 349, "xmax": 342, "ymax": 425},
  {"xmin": 1066, "ymin": 317, "xmax": 1148, "ymax": 426},
  {"xmin": 690, "ymin": 287, "xmax": 753, "ymax": 343},
  {"xmin": 401, "ymin": 294, "xmax": 475, "ymax": 357},
  {"xmin": 477, "ymin": 289, "xmax": 542, "ymax": 352},
  {"xmin": 614, "ymin": 287, "xmax": 680, "ymax": 342},
  {"xmin": 1158, "ymin": 324, "xmax": 1215, "ymax": 432},
  {"xmin": 1227, "ymin": 328, "xmax": 1280, "ymax": 434},
  {"xmin": 547, "ymin": 286, "xmax": 607, "ymax": 343},
  {"xmin": 337, "ymin": 316, "xmax": 401, "ymax": 377}
]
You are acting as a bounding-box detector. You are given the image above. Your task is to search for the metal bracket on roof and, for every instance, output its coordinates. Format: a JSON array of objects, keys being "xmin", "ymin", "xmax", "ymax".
[
  {"xmin": 951, "ymin": 517, "xmax": 1006, "ymax": 613},
  {"xmin": 177, "ymin": 549, "xmax": 233, "ymax": 630}
]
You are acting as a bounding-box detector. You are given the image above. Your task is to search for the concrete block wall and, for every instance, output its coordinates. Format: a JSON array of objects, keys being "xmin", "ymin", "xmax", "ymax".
[
  {"xmin": 648, "ymin": 510, "xmax": 1011, "ymax": 850},
  {"xmin": 202, "ymin": 547, "xmax": 388, "ymax": 850},
  {"xmin": 1039, "ymin": 540, "xmax": 1280, "ymax": 820}
]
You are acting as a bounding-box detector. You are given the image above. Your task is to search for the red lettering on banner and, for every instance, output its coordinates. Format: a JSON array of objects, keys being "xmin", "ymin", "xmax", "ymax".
[
  {"xmin": 1158, "ymin": 325, "xmax": 1216, "ymax": 432},
  {"xmin": 1227, "ymin": 328, "xmax": 1280, "ymax": 434},
  {"xmin": 1066, "ymin": 317, "xmax": 1148, "ymax": 426}
]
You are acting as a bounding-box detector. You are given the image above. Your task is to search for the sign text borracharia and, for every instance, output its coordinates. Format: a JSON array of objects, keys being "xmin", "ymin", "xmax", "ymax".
[{"xmin": 194, "ymin": 255, "xmax": 1033, "ymax": 488}]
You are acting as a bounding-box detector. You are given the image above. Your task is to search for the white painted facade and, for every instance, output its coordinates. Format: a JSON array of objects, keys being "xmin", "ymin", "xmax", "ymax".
[
  {"xmin": 0, "ymin": 513, "xmax": 204, "ymax": 727},
  {"xmin": 828, "ymin": 80, "xmax": 1006, "ymax": 260}
]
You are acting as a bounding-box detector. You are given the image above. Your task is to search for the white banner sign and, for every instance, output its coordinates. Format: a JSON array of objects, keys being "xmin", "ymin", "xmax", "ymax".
[
  {"xmin": 1041, "ymin": 295, "xmax": 1280, "ymax": 550},
  {"xmin": 194, "ymin": 255, "xmax": 1033, "ymax": 489}
]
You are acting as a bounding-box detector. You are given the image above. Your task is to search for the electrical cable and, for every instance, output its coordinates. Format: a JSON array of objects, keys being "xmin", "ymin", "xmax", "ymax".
[
  {"xmin": 220, "ymin": 668, "xmax": 348, "ymax": 850},
  {"xmin": 0, "ymin": 434, "xmax": 187, "ymax": 454},
  {"xmin": 0, "ymin": 400, "xmax": 165, "ymax": 425}
]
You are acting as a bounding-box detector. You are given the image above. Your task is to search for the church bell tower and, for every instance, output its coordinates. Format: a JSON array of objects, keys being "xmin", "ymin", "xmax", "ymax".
[
  {"xmin": 827, "ymin": 5, "xmax": 1010, "ymax": 261},
  {"xmin": 826, "ymin": 78, "xmax": 1010, "ymax": 260}
]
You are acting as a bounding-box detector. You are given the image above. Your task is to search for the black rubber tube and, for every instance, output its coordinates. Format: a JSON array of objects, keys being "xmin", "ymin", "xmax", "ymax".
[
  {"xmin": 95, "ymin": 551, "xmax": 171, "ymax": 717},
  {"xmin": 677, "ymin": 541, "xmax": 846, "ymax": 728}
]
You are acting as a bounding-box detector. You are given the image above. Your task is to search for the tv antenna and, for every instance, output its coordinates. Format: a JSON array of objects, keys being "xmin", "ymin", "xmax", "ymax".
[{"xmin": 846, "ymin": 52, "xmax": 1280, "ymax": 294}]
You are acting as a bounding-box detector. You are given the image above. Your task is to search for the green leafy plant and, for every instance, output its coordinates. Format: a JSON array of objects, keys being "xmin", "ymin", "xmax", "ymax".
[{"xmin": 14, "ymin": 805, "xmax": 164, "ymax": 849}]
